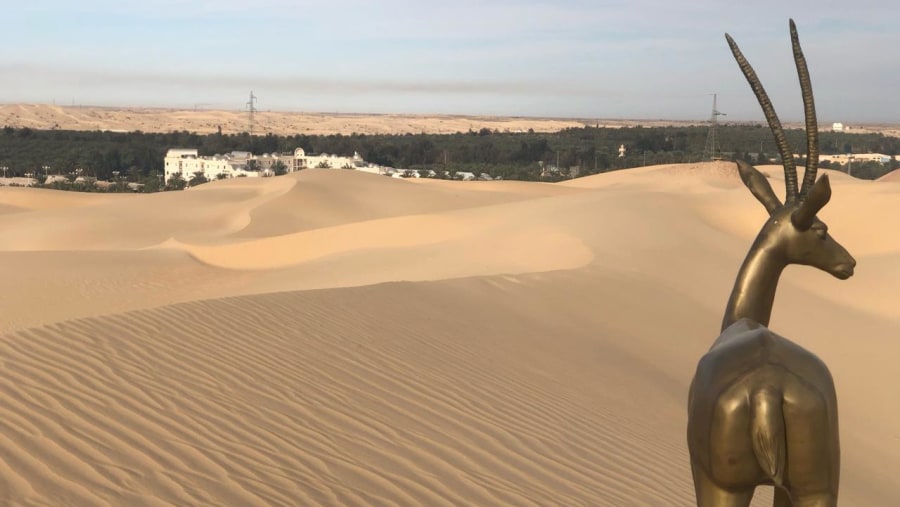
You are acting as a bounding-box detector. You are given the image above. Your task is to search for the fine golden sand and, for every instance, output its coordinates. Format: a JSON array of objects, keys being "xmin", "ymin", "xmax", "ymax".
[{"xmin": 0, "ymin": 163, "xmax": 897, "ymax": 505}]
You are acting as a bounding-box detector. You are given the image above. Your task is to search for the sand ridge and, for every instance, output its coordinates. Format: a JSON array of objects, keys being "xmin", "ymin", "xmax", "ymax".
[
  {"xmin": 4, "ymin": 103, "xmax": 899, "ymax": 138},
  {"xmin": 0, "ymin": 163, "xmax": 897, "ymax": 505},
  {"xmin": 0, "ymin": 104, "xmax": 596, "ymax": 136}
]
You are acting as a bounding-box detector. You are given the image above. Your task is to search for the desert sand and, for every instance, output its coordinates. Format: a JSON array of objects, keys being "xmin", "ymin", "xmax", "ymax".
[
  {"xmin": 0, "ymin": 103, "xmax": 602, "ymax": 136},
  {"xmin": 0, "ymin": 162, "xmax": 897, "ymax": 505},
  {"xmin": 4, "ymin": 103, "xmax": 900, "ymax": 139}
]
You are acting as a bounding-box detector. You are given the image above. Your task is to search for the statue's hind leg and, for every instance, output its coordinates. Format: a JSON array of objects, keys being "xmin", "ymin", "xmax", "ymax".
[
  {"xmin": 691, "ymin": 459, "xmax": 753, "ymax": 507},
  {"xmin": 773, "ymin": 487, "xmax": 792, "ymax": 506},
  {"xmin": 790, "ymin": 493, "xmax": 836, "ymax": 507}
]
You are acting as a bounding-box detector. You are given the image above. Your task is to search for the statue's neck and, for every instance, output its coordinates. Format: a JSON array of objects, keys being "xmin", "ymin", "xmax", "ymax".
[{"xmin": 721, "ymin": 239, "xmax": 787, "ymax": 332}]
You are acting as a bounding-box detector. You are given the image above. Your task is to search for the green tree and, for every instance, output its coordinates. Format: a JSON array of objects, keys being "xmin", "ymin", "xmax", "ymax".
[
  {"xmin": 141, "ymin": 172, "xmax": 162, "ymax": 192},
  {"xmin": 849, "ymin": 161, "xmax": 890, "ymax": 180},
  {"xmin": 189, "ymin": 171, "xmax": 208, "ymax": 186},
  {"xmin": 166, "ymin": 173, "xmax": 187, "ymax": 191},
  {"xmin": 126, "ymin": 166, "xmax": 142, "ymax": 182}
]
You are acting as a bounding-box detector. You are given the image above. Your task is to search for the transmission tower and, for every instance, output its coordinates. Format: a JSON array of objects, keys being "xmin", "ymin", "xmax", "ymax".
[
  {"xmin": 246, "ymin": 90, "xmax": 257, "ymax": 136},
  {"xmin": 702, "ymin": 93, "xmax": 727, "ymax": 161}
]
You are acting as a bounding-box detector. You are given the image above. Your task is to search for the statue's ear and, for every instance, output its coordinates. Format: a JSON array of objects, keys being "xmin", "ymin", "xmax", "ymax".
[
  {"xmin": 736, "ymin": 160, "xmax": 782, "ymax": 215},
  {"xmin": 791, "ymin": 174, "xmax": 831, "ymax": 231}
]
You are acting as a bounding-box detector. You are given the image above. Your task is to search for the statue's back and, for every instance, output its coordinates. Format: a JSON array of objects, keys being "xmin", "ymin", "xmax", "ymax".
[{"xmin": 688, "ymin": 319, "xmax": 840, "ymax": 494}]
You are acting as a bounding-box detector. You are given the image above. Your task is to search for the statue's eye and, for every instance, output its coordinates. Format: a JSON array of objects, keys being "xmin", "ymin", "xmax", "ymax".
[{"xmin": 815, "ymin": 228, "xmax": 827, "ymax": 240}]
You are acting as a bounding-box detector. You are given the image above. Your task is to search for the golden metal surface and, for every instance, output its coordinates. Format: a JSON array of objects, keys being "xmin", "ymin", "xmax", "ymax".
[{"xmin": 687, "ymin": 20, "xmax": 855, "ymax": 507}]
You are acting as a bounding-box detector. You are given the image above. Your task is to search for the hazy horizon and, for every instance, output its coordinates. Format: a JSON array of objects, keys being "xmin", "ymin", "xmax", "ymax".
[{"xmin": 4, "ymin": 1, "xmax": 898, "ymax": 123}]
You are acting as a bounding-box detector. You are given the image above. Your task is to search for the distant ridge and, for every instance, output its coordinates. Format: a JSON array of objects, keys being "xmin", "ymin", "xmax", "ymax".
[{"xmin": 0, "ymin": 103, "xmax": 708, "ymax": 136}]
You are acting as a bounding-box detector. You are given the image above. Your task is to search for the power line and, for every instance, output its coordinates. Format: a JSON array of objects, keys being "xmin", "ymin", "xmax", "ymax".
[
  {"xmin": 245, "ymin": 91, "xmax": 257, "ymax": 136},
  {"xmin": 702, "ymin": 93, "xmax": 727, "ymax": 161}
]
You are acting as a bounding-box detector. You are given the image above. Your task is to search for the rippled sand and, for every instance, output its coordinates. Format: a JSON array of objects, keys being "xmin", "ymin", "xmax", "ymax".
[{"xmin": 0, "ymin": 163, "xmax": 896, "ymax": 505}]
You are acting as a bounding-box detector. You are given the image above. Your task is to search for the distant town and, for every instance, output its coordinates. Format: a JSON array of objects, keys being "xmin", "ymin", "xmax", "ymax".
[
  {"xmin": 0, "ymin": 147, "xmax": 500, "ymax": 193},
  {"xmin": 2, "ymin": 117, "xmax": 898, "ymax": 192},
  {"xmin": 163, "ymin": 147, "xmax": 494, "ymax": 187}
]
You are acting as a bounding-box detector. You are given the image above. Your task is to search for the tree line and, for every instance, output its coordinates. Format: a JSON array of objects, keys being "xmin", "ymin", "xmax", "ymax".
[{"xmin": 1, "ymin": 124, "xmax": 897, "ymax": 190}]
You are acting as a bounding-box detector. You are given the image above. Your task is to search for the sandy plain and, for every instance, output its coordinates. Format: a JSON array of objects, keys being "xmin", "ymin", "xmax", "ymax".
[
  {"xmin": 4, "ymin": 103, "xmax": 900, "ymax": 138},
  {"xmin": 0, "ymin": 103, "xmax": 598, "ymax": 136},
  {"xmin": 0, "ymin": 160, "xmax": 897, "ymax": 505}
]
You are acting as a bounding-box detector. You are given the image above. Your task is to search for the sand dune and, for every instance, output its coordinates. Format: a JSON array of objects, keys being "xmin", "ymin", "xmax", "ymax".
[
  {"xmin": 878, "ymin": 168, "xmax": 900, "ymax": 182},
  {"xmin": 0, "ymin": 163, "xmax": 897, "ymax": 505}
]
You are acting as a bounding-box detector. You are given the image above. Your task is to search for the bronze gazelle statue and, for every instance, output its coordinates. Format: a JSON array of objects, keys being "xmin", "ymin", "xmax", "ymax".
[{"xmin": 687, "ymin": 20, "xmax": 856, "ymax": 507}]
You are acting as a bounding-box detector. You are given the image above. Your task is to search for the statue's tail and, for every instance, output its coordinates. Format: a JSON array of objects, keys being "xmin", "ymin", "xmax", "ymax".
[{"xmin": 750, "ymin": 387, "xmax": 786, "ymax": 486}]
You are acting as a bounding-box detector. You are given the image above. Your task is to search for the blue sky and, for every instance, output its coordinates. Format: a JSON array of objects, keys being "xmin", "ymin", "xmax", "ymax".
[{"xmin": 3, "ymin": 0, "xmax": 898, "ymax": 122}]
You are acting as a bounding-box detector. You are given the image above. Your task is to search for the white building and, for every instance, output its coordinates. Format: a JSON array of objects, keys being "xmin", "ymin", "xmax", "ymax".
[
  {"xmin": 164, "ymin": 149, "xmax": 264, "ymax": 184},
  {"xmin": 816, "ymin": 153, "xmax": 891, "ymax": 165},
  {"xmin": 293, "ymin": 148, "xmax": 367, "ymax": 170},
  {"xmin": 164, "ymin": 147, "xmax": 379, "ymax": 184}
]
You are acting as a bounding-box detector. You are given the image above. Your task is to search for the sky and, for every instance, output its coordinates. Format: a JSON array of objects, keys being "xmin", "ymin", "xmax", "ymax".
[{"xmin": 2, "ymin": 0, "xmax": 898, "ymax": 123}]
